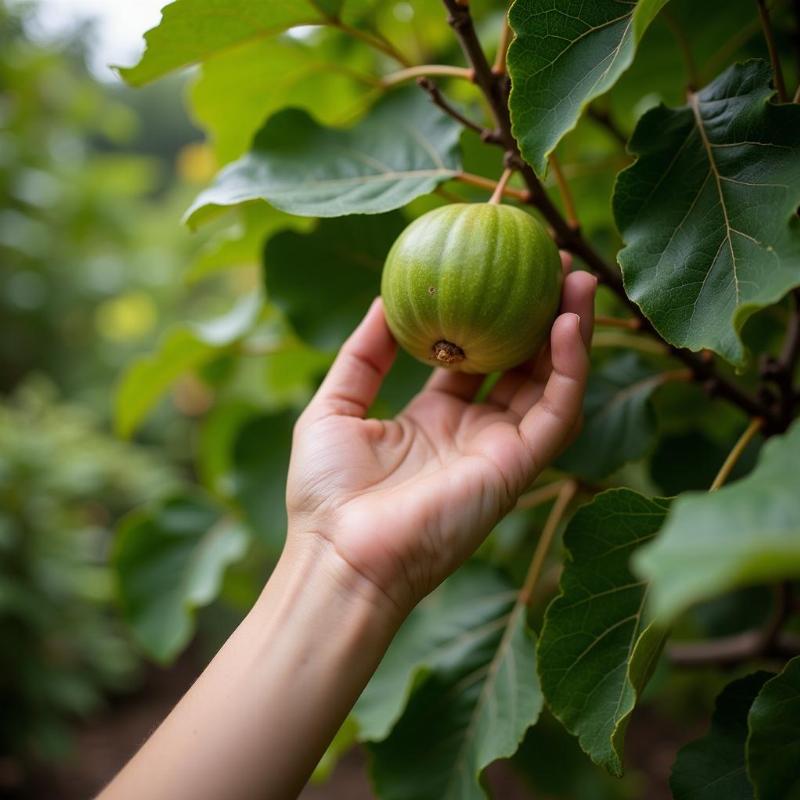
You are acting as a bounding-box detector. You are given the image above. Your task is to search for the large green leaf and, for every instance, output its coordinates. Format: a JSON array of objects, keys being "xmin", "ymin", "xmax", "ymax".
[
  {"xmin": 538, "ymin": 489, "xmax": 671, "ymax": 776},
  {"xmin": 614, "ymin": 60, "xmax": 800, "ymax": 367},
  {"xmin": 671, "ymin": 672, "xmax": 771, "ymax": 800},
  {"xmin": 556, "ymin": 353, "xmax": 664, "ymax": 480},
  {"xmin": 508, "ymin": 0, "xmax": 670, "ymax": 175},
  {"xmin": 114, "ymin": 292, "xmax": 263, "ymax": 437},
  {"xmin": 118, "ymin": 0, "xmax": 344, "ymax": 86},
  {"xmin": 263, "ymin": 212, "xmax": 405, "ymax": 351},
  {"xmin": 185, "ymin": 89, "xmax": 462, "ymax": 224},
  {"xmin": 191, "ymin": 34, "xmax": 374, "ymax": 164},
  {"xmin": 366, "ymin": 563, "xmax": 542, "ymax": 799},
  {"xmin": 634, "ymin": 420, "xmax": 800, "ymax": 622},
  {"xmin": 747, "ymin": 656, "xmax": 800, "ymax": 800},
  {"xmin": 113, "ymin": 494, "xmax": 248, "ymax": 662}
]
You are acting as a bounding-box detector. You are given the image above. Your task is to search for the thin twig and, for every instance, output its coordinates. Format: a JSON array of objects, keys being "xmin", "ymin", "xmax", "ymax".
[
  {"xmin": 382, "ymin": 64, "xmax": 473, "ymax": 87},
  {"xmin": 454, "ymin": 171, "xmax": 529, "ymax": 201},
  {"xmin": 515, "ymin": 480, "xmax": 568, "ymax": 510},
  {"xmin": 592, "ymin": 331, "xmax": 669, "ymax": 354},
  {"xmin": 519, "ymin": 480, "xmax": 577, "ymax": 606},
  {"xmin": 489, "ymin": 166, "xmax": 515, "ymax": 204},
  {"xmin": 416, "ymin": 77, "xmax": 487, "ymax": 137},
  {"xmin": 709, "ymin": 417, "xmax": 764, "ymax": 491},
  {"xmin": 663, "ymin": 10, "xmax": 701, "ymax": 89},
  {"xmin": 669, "ymin": 629, "xmax": 800, "ymax": 667},
  {"xmin": 438, "ymin": 0, "xmax": 777, "ymax": 429},
  {"xmin": 492, "ymin": 13, "xmax": 513, "ymax": 75},
  {"xmin": 756, "ymin": 0, "xmax": 789, "ymax": 101},
  {"xmin": 595, "ymin": 315, "xmax": 642, "ymax": 331},
  {"xmin": 548, "ymin": 154, "xmax": 579, "ymax": 228}
]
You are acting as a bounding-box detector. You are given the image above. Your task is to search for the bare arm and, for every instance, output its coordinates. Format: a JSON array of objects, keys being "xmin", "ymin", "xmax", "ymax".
[{"xmin": 100, "ymin": 261, "xmax": 595, "ymax": 800}]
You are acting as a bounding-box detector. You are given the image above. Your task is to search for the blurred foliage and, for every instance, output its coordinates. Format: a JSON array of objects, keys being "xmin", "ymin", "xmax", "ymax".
[{"xmin": 0, "ymin": 379, "xmax": 179, "ymax": 763}]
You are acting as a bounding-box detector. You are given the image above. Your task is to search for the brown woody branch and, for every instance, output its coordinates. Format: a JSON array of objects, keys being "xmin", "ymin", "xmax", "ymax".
[{"xmin": 439, "ymin": 0, "xmax": 776, "ymax": 428}]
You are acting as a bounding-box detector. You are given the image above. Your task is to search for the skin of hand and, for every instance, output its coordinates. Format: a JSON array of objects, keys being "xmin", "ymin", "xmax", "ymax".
[
  {"xmin": 287, "ymin": 253, "xmax": 596, "ymax": 616},
  {"xmin": 98, "ymin": 254, "xmax": 595, "ymax": 800}
]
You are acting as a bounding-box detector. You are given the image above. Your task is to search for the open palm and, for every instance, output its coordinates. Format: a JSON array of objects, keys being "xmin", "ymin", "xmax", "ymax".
[{"xmin": 287, "ymin": 256, "xmax": 595, "ymax": 613}]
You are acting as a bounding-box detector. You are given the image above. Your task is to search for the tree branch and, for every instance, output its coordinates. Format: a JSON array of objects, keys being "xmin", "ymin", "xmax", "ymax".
[
  {"xmin": 669, "ymin": 629, "xmax": 800, "ymax": 667},
  {"xmin": 586, "ymin": 105, "xmax": 628, "ymax": 146},
  {"xmin": 437, "ymin": 0, "xmax": 778, "ymax": 429},
  {"xmin": 756, "ymin": 0, "xmax": 789, "ymax": 101}
]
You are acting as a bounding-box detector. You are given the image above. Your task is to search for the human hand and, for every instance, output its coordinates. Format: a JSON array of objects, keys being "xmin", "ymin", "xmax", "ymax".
[{"xmin": 286, "ymin": 253, "xmax": 596, "ymax": 616}]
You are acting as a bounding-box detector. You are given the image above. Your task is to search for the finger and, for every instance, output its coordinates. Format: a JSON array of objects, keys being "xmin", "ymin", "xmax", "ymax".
[
  {"xmin": 305, "ymin": 298, "xmax": 396, "ymax": 420},
  {"xmin": 423, "ymin": 368, "xmax": 485, "ymax": 403},
  {"xmin": 559, "ymin": 249, "xmax": 573, "ymax": 276},
  {"xmin": 560, "ymin": 269, "xmax": 597, "ymax": 348},
  {"xmin": 517, "ymin": 312, "xmax": 590, "ymax": 477}
]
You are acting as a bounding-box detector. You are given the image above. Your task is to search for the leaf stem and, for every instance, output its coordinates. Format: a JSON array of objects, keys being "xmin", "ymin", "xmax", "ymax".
[
  {"xmin": 455, "ymin": 171, "xmax": 529, "ymax": 200},
  {"xmin": 595, "ymin": 315, "xmax": 642, "ymax": 330},
  {"xmin": 756, "ymin": 0, "xmax": 790, "ymax": 101},
  {"xmin": 519, "ymin": 480, "xmax": 577, "ymax": 607},
  {"xmin": 709, "ymin": 417, "xmax": 764, "ymax": 491},
  {"xmin": 488, "ymin": 167, "xmax": 514, "ymax": 204},
  {"xmin": 515, "ymin": 480, "xmax": 569, "ymax": 510},
  {"xmin": 663, "ymin": 10, "xmax": 701, "ymax": 89},
  {"xmin": 334, "ymin": 20, "xmax": 412, "ymax": 67},
  {"xmin": 547, "ymin": 154, "xmax": 578, "ymax": 228},
  {"xmin": 492, "ymin": 13, "xmax": 513, "ymax": 75},
  {"xmin": 381, "ymin": 64, "xmax": 473, "ymax": 87}
]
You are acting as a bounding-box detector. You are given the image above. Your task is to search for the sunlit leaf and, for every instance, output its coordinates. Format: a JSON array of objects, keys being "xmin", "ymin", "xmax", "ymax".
[{"xmin": 634, "ymin": 420, "xmax": 800, "ymax": 622}]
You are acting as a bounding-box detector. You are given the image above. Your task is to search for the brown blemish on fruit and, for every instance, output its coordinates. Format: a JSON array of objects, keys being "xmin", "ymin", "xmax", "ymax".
[
  {"xmin": 427, "ymin": 286, "xmax": 438, "ymax": 295},
  {"xmin": 431, "ymin": 340, "xmax": 465, "ymax": 365}
]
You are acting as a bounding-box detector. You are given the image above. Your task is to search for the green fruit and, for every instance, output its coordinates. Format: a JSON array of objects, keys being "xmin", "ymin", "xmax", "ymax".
[{"xmin": 381, "ymin": 203, "xmax": 563, "ymax": 374}]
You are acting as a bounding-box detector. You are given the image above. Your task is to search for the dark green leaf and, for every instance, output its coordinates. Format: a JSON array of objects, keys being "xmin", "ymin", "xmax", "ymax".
[
  {"xmin": 118, "ymin": 0, "xmax": 342, "ymax": 86},
  {"xmin": 747, "ymin": 655, "xmax": 800, "ymax": 800},
  {"xmin": 229, "ymin": 411, "xmax": 294, "ymax": 553},
  {"xmin": 672, "ymin": 672, "xmax": 771, "ymax": 800},
  {"xmin": 614, "ymin": 60, "xmax": 800, "ymax": 366},
  {"xmin": 508, "ymin": 0, "xmax": 669, "ymax": 175},
  {"xmin": 538, "ymin": 489, "xmax": 671, "ymax": 776},
  {"xmin": 263, "ymin": 213, "xmax": 406, "ymax": 351},
  {"xmin": 634, "ymin": 420, "xmax": 800, "ymax": 622},
  {"xmin": 185, "ymin": 89, "xmax": 462, "ymax": 224},
  {"xmin": 556, "ymin": 353, "xmax": 664, "ymax": 480},
  {"xmin": 364, "ymin": 562, "xmax": 542, "ymax": 799},
  {"xmin": 113, "ymin": 494, "xmax": 247, "ymax": 662}
]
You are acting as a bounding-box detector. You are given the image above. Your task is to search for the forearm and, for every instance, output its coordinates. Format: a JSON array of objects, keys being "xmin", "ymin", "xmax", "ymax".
[{"xmin": 100, "ymin": 532, "xmax": 403, "ymax": 800}]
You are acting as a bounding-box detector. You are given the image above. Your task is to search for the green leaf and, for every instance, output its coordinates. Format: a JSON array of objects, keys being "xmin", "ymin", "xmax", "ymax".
[
  {"xmin": 117, "ymin": 0, "xmax": 341, "ymax": 86},
  {"xmin": 747, "ymin": 656, "xmax": 800, "ymax": 800},
  {"xmin": 365, "ymin": 562, "xmax": 542, "ymax": 799},
  {"xmin": 671, "ymin": 672, "xmax": 771, "ymax": 800},
  {"xmin": 113, "ymin": 494, "xmax": 248, "ymax": 662},
  {"xmin": 114, "ymin": 292, "xmax": 263, "ymax": 438},
  {"xmin": 229, "ymin": 411, "xmax": 295, "ymax": 552},
  {"xmin": 538, "ymin": 489, "xmax": 671, "ymax": 776},
  {"xmin": 191, "ymin": 33, "xmax": 374, "ymax": 165},
  {"xmin": 185, "ymin": 88, "xmax": 462, "ymax": 225},
  {"xmin": 614, "ymin": 60, "xmax": 800, "ymax": 367},
  {"xmin": 556, "ymin": 353, "xmax": 664, "ymax": 480},
  {"xmin": 508, "ymin": 0, "xmax": 670, "ymax": 175},
  {"xmin": 264, "ymin": 212, "xmax": 406, "ymax": 351},
  {"xmin": 633, "ymin": 419, "xmax": 800, "ymax": 622}
]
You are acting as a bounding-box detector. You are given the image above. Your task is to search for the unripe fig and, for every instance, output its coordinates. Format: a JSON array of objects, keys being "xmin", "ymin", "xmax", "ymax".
[{"xmin": 381, "ymin": 203, "xmax": 562, "ymax": 374}]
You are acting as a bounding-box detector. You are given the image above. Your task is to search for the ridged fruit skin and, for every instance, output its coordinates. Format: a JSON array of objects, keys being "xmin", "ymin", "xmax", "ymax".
[{"xmin": 381, "ymin": 203, "xmax": 563, "ymax": 374}]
